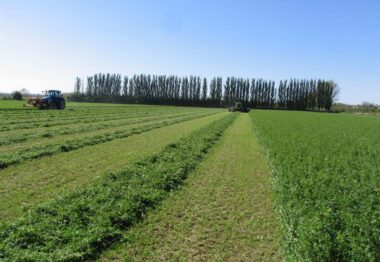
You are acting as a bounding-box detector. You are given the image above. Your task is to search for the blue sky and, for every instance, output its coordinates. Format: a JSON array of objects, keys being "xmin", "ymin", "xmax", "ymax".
[{"xmin": 0, "ymin": 0, "xmax": 379, "ymax": 104}]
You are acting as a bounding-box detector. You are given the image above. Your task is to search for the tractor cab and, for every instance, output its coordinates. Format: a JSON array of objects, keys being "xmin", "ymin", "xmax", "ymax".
[{"xmin": 43, "ymin": 90, "xmax": 62, "ymax": 99}]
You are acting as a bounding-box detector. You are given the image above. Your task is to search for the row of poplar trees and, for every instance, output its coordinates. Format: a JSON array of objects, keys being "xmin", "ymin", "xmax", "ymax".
[{"xmin": 72, "ymin": 73, "xmax": 338, "ymax": 111}]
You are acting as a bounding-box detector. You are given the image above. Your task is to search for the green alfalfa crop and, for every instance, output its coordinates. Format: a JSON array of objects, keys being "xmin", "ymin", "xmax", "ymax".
[
  {"xmin": 250, "ymin": 110, "xmax": 380, "ymax": 261},
  {"xmin": 0, "ymin": 113, "xmax": 237, "ymax": 261},
  {"xmin": 0, "ymin": 111, "xmax": 195, "ymax": 146},
  {"xmin": 0, "ymin": 109, "xmax": 159, "ymax": 131},
  {"xmin": 0, "ymin": 111, "xmax": 216, "ymax": 169}
]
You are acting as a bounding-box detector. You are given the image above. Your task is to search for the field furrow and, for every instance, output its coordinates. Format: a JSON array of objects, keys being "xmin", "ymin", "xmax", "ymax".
[
  {"xmin": 100, "ymin": 113, "xmax": 282, "ymax": 261},
  {"xmin": 0, "ymin": 108, "xmax": 208, "ymax": 137},
  {"xmin": 0, "ymin": 105, "xmax": 199, "ymax": 124},
  {"xmin": 0, "ymin": 110, "xmax": 134, "ymax": 125},
  {"xmin": 0, "ymin": 108, "xmax": 204, "ymax": 132},
  {"xmin": 0, "ymin": 110, "xmax": 204, "ymax": 146},
  {"xmin": 0, "ymin": 111, "xmax": 218, "ymax": 168},
  {"xmin": 0, "ymin": 112, "xmax": 228, "ymax": 221},
  {"xmin": 0, "ymin": 113, "xmax": 237, "ymax": 261}
]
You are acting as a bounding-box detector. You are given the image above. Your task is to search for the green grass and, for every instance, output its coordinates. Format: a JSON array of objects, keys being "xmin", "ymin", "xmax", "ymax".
[
  {"xmin": 0, "ymin": 111, "xmax": 218, "ymax": 168},
  {"xmin": 0, "ymin": 113, "xmax": 237, "ymax": 261},
  {"xmin": 0, "ymin": 111, "xmax": 203, "ymax": 146},
  {"xmin": 0, "ymin": 113, "xmax": 228, "ymax": 221},
  {"xmin": 0, "ymin": 111, "xmax": 191, "ymax": 146},
  {"xmin": 0, "ymin": 101, "xmax": 224, "ymax": 222},
  {"xmin": 100, "ymin": 114, "xmax": 282, "ymax": 261},
  {"xmin": 2, "ymin": 100, "xmax": 378, "ymax": 261},
  {"xmin": 0, "ymin": 100, "xmax": 145, "ymax": 109},
  {"xmin": 0, "ymin": 100, "xmax": 25, "ymax": 109},
  {"xmin": 250, "ymin": 110, "xmax": 380, "ymax": 261},
  {"xmin": 0, "ymin": 106, "xmax": 209, "ymax": 131},
  {"xmin": 0, "ymin": 111, "xmax": 210, "ymax": 151}
]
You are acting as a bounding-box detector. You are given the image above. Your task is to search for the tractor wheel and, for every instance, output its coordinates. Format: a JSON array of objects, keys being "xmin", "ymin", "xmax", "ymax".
[{"xmin": 58, "ymin": 100, "xmax": 66, "ymax": 110}]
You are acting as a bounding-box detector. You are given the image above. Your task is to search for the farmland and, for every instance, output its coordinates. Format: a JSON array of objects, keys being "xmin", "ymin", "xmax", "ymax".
[
  {"xmin": 0, "ymin": 103, "xmax": 225, "ymax": 220},
  {"xmin": 251, "ymin": 110, "xmax": 380, "ymax": 260},
  {"xmin": 0, "ymin": 101, "xmax": 379, "ymax": 261}
]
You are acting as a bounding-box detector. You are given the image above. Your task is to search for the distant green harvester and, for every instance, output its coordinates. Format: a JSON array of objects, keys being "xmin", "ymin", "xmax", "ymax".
[{"xmin": 228, "ymin": 101, "xmax": 250, "ymax": 113}]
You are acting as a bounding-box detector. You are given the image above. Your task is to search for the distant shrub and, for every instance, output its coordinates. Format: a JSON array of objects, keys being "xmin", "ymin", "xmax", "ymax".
[{"xmin": 11, "ymin": 91, "xmax": 23, "ymax": 100}]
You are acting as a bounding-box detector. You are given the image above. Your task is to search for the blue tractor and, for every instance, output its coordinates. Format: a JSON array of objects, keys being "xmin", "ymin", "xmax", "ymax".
[{"xmin": 27, "ymin": 90, "xmax": 66, "ymax": 110}]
